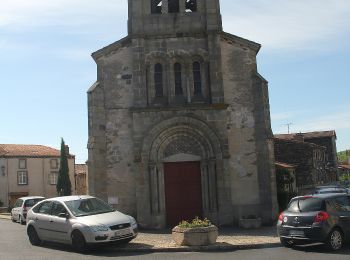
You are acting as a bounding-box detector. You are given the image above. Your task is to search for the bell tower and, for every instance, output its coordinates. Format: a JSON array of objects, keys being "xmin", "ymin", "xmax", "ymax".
[{"xmin": 128, "ymin": 0, "xmax": 222, "ymax": 37}]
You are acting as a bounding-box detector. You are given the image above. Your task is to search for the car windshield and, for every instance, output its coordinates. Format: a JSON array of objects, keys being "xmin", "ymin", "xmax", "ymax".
[
  {"xmin": 24, "ymin": 198, "xmax": 44, "ymax": 207},
  {"xmin": 287, "ymin": 197, "xmax": 324, "ymax": 212},
  {"xmin": 64, "ymin": 198, "xmax": 115, "ymax": 217}
]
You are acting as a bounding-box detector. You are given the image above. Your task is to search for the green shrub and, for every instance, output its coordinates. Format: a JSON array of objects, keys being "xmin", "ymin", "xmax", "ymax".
[{"xmin": 178, "ymin": 217, "xmax": 211, "ymax": 228}]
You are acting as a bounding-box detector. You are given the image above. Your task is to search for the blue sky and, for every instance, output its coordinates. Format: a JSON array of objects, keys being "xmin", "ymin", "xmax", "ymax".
[{"xmin": 1, "ymin": 0, "xmax": 349, "ymax": 163}]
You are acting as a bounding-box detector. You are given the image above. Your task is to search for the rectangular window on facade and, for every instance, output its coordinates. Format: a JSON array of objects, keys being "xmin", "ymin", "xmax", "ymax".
[
  {"xmin": 185, "ymin": 0, "xmax": 197, "ymax": 12},
  {"xmin": 151, "ymin": 0, "xmax": 162, "ymax": 14},
  {"xmin": 17, "ymin": 171, "xmax": 28, "ymax": 185},
  {"xmin": 50, "ymin": 159, "xmax": 58, "ymax": 169},
  {"xmin": 168, "ymin": 0, "xmax": 180, "ymax": 13},
  {"xmin": 19, "ymin": 159, "xmax": 26, "ymax": 169},
  {"xmin": 49, "ymin": 171, "xmax": 59, "ymax": 185}
]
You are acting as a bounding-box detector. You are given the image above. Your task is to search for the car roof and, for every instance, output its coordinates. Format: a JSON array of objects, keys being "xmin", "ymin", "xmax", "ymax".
[
  {"xmin": 316, "ymin": 185, "xmax": 347, "ymax": 189},
  {"xmin": 292, "ymin": 193, "xmax": 349, "ymax": 200},
  {"xmin": 19, "ymin": 196, "xmax": 45, "ymax": 200},
  {"xmin": 44, "ymin": 195, "xmax": 95, "ymax": 202}
]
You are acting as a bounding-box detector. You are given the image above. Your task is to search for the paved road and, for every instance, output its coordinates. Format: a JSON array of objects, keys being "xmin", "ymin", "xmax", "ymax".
[{"xmin": 1, "ymin": 219, "xmax": 350, "ymax": 260}]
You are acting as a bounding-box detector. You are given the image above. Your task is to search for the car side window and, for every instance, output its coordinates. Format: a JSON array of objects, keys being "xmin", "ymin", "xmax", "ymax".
[
  {"xmin": 51, "ymin": 202, "xmax": 68, "ymax": 217},
  {"xmin": 37, "ymin": 201, "xmax": 53, "ymax": 215},
  {"xmin": 15, "ymin": 199, "xmax": 23, "ymax": 207},
  {"xmin": 331, "ymin": 196, "xmax": 350, "ymax": 212}
]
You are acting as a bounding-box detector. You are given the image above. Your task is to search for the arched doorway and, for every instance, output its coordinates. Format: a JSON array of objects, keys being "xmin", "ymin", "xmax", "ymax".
[{"xmin": 139, "ymin": 116, "xmax": 223, "ymax": 228}]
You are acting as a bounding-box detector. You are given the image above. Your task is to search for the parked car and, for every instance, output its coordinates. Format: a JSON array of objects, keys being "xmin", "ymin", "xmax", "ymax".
[
  {"xmin": 277, "ymin": 194, "xmax": 350, "ymax": 250},
  {"xmin": 26, "ymin": 195, "xmax": 138, "ymax": 252},
  {"xmin": 314, "ymin": 186, "xmax": 349, "ymax": 195},
  {"xmin": 11, "ymin": 196, "xmax": 45, "ymax": 225}
]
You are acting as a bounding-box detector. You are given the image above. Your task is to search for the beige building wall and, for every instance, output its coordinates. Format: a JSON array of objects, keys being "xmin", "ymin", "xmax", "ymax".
[
  {"xmin": 5, "ymin": 157, "xmax": 75, "ymax": 207},
  {"xmin": 0, "ymin": 159, "xmax": 7, "ymax": 207}
]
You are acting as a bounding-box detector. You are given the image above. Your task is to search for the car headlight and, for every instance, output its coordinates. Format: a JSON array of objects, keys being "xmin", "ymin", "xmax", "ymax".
[
  {"xmin": 128, "ymin": 216, "xmax": 137, "ymax": 228},
  {"xmin": 89, "ymin": 225, "xmax": 110, "ymax": 232}
]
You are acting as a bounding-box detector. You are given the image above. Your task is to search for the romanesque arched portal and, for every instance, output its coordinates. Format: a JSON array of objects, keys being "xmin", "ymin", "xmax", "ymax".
[{"xmin": 138, "ymin": 116, "xmax": 223, "ymax": 228}]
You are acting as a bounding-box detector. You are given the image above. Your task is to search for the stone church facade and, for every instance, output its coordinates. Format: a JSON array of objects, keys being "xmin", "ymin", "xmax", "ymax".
[{"xmin": 88, "ymin": 0, "xmax": 278, "ymax": 228}]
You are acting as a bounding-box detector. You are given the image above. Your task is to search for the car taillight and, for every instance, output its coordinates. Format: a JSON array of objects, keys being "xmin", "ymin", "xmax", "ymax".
[
  {"xmin": 278, "ymin": 213, "xmax": 284, "ymax": 221},
  {"xmin": 314, "ymin": 211, "xmax": 329, "ymax": 223}
]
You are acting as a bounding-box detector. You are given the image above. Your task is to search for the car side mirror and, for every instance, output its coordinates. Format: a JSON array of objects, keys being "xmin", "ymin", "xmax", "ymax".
[{"xmin": 58, "ymin": 212, "xmax": 70, "ymax": 219}]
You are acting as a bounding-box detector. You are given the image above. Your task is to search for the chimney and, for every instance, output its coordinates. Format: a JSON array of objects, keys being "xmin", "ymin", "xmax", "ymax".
[
  {"xmin": 294, "ymin": 133, "xmax": 304, "ymax": 142},
  {"xmin": 64, "ymin": 145, "xmax": 70, "ymax": 156}
]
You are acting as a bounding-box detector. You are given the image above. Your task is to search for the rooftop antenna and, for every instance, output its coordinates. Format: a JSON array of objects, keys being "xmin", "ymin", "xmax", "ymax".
[{"xmin": 282, "ymin": 123, "xmax": 293, "ymax": 134}]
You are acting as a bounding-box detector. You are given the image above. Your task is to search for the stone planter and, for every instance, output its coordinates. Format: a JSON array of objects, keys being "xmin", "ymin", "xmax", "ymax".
[
  {"xmin": 239, "ymin": 217, "xmax": 262, "ymax": 229},
  {"xmin": 172, "ymin": 225, "xmax": 218, "ymax": 246}
]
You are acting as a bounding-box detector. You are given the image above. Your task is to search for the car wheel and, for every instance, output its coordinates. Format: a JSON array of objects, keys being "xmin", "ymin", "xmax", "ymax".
[
  {"xmin": 326, "ymin": 228, "xmax": 343, "ymax": 251},
  {"xmin": 280, "ymin": 237, "xmax": 294, "ymax": 248},
  {"xmin": 71, "ymin": 230, "xmax": 87, "ymax": 253},
  {"xmin": 27, "ymin": 226, "xmax": 41, "ymax": 246},
  {"xmin": 19, "ymin": 215, "xmax": 26, "ymax": 225}
]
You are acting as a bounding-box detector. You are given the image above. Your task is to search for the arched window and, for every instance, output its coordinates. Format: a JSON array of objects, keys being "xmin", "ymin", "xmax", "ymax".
[
  {"xmin": 193, "ymin": 62, "xmax": 202, "ymax": 95},
  {"xmin": 168, "ymin": 0, "xmax": 180, "ymax": 13},
  {"xmin": 174, "ymin": 63, "xmax": 183, "ymax": 95},
  {"xmin": 154, "ymin": 63, "xmax": 163, "ymax": 97},
  {"xmin": 185, "ymin": 0, "xmax": 197, "ymax": 12},
  {"xmin": 151, "ymin": 0, "xmax": 162, "ymax": 14}
]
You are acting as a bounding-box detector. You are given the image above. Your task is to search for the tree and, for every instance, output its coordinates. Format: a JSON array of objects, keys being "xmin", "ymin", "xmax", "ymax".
[{"xmin": 56, "ymin": 138, "xmax": 72, "ymax": 196}]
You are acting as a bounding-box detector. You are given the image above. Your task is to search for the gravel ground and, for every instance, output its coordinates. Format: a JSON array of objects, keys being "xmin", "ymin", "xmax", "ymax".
[
  {"xmin": 0, "ymin": 214, "xmax": 280, "ymax": 251},
  {"xmin": 121, "ymin": 226, "xmax": 280, "ymax": 251}
]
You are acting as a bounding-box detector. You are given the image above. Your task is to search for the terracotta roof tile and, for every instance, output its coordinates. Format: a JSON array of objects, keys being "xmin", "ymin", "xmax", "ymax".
[
  {"xmin": 275, "ymin": 161, "xmax": 297, "ymax": 169},
  {"xmin": 0, "ymin": 144, "xmax": 74, "ymax": 158},
  {"xmin": 275, "ymin": 130, "xmax": 336, "ymax": 140},
  {"xmin": 339, "ymin": 164, "xmax": 350, "ymax": 170}
]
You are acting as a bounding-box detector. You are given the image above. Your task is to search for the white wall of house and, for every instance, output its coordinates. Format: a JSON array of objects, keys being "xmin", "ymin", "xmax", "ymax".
[{"xmin": 5, "ymin": 157, "xmax": 75, "ymax": 206}]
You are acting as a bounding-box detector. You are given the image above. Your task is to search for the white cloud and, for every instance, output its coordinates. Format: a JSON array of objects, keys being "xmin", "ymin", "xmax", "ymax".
[
  {"xmin": 0, "ymin": 0, "xmax": 127, "ymax": 28},
  {"xmin": 2, "ymin": 0, "xmax": 350, "ymax": 52},
  {"xmin": 222, "ymin": 0, "xmax": 350, "ymax": 51},
  {"xmin": 271, "ymin": 111, "xmax": 297, "ymax": 121},
  {"xmin": 273, "ymin": 110, "xmax": 350, "ymax": 135}
]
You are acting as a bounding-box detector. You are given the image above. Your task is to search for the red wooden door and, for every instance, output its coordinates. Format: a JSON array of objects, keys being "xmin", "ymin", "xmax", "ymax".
[{"xmin": 164, "ymin": 161, "xmax": 202, "ymax": 227}]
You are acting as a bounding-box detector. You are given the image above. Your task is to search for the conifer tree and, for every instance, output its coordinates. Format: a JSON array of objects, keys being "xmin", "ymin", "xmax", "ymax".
[{"xmin": 56, "ymin": 138, "xmax": 72, "ymax": 196}]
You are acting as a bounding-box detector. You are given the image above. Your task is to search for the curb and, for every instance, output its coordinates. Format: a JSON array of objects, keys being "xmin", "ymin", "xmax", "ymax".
[
  {"xmin": 103, "ymin": 242, "xmax": 282, "ymax": 253},
  {"xmin": 0, "ymin": 215, "xmax": 11, "ymax": 220}
]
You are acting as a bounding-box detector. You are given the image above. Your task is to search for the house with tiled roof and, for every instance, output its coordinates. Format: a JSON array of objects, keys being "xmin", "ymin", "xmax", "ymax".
[
  {"xmin": 0, "ymin": 144, "xmax": 75, "ymax": 208},
  {"xmin": 274, "ymin": 138, "xmax": 328, "ymax": 190},
  {"xmin": 275, "ymin": 130, "xmax": 338, "ymax": 171}
]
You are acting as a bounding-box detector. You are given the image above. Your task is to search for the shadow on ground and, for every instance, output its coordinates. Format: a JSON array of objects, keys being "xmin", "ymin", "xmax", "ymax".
[
  {"xmin": 39, "ymin": 241, "xmax": 154, "ymax": 257},
  {"xmin": 289, "ymin": 243, "xmax": 350, "ymax": 255}
]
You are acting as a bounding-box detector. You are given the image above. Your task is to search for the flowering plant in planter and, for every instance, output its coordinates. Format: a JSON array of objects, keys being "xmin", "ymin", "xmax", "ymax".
[
  {"xmin": 172, "ymin": 217, "xmax": 218, "ymax": 246},
  {"xmin": 178, "ymin": 217, "xmax": 211, "ymax": 228}
]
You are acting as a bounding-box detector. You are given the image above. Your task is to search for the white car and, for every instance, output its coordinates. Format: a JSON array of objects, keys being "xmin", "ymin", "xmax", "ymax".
[
  {"xmin": 11, "ymin": 196, "xmax": 45, "ymax": 225},
  {"xmin": 26, "ymin": 195, "xmax": 138, "ymax": 252}
]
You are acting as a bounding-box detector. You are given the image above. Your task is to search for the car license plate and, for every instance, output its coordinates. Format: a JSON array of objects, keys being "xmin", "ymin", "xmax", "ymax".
[
  {"xmin": 115, "ymin": 228, "xmax": 131, "ymax": 237},
  {"xmin": 289, "ymin": 230, "xmax": 304, "ymax": 236}
]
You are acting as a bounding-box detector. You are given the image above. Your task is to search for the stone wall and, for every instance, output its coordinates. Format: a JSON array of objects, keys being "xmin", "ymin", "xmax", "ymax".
[
  {"xmin": 87, "ymin": 0, "xmax": 277, "ymax": 228},
  {"xmin": 274, "ymin": 138, "xmax": 326, "ymax": 187}
]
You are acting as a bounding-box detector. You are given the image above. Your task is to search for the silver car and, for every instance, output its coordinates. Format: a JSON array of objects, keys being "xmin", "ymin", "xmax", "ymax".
[
  {"xmin": 26, "ymin": 195, "xmax": 138, "ymax": 252},
  {"xmin": 11, "ymin": 196, "xmax": 45, "ymax": 225}
]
